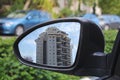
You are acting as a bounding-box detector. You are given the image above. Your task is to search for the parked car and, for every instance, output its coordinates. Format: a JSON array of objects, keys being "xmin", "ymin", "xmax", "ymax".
[
  {"xmin": 82, "ymin": 13, "xmax": 100, "ymax": 25},
  {"xmin": 0, "ymin": 10, "xmax": 51, "ymax": 36},
  {"xmin": 99, "ymin": 15, "xmax": 120, "ymax": 30}
]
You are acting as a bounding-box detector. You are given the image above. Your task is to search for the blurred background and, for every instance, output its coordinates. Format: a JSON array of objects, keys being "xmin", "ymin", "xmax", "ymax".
[{"xmin": 0, "ymin": 0, "xmax": 119, "ymax": 80}]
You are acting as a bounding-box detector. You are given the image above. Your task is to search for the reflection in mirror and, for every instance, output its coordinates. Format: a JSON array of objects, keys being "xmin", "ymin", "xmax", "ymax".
[{"xmin": 18, "ymin": 22, "xmax": 81, "ymax": 67}]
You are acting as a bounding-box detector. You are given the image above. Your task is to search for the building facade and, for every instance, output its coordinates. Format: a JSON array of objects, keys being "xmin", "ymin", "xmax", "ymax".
[{"xmin": 35, "ymin": 27, "xmax": 72, "ymax": 66}]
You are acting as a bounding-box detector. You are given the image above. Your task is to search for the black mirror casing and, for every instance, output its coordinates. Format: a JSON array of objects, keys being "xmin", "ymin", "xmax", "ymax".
[{"xmin": 14, "ymin": 18, "xmax": 106, "ymax": 77}]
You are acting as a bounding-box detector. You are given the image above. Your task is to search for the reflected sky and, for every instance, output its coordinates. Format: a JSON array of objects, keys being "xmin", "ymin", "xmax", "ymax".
[{"xmin": 19, "ymin": 22, "xmax": 81, "ymax": 64}]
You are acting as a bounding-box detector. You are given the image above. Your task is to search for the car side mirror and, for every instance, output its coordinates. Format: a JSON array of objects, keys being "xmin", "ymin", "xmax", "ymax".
[
  {"xmin": 26, "ymin": 16, "xmax": 32, "ymax": 20},
  {"xmin": 14, "ymin": 18, "xmax": 106, "ymax": 77}
]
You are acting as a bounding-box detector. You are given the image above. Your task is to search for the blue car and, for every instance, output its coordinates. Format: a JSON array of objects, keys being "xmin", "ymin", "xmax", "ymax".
[
  {"xmin": 0, "ymin": 10, "xmax": 51, "ymax": 36},
  {"xmin": 99, "ymin": 15, "xmax": 120, "ymax": 30},
  {"xmin": 82, "ymin": 13, "xmax": 100, "ymax": 25}
]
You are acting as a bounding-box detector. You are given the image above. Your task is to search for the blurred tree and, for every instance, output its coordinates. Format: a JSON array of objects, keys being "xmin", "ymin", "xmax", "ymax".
[
  {"xmin": 59, "ymin": 7, "xmax": 73, "ymax": 18},
  {"xmin": 0, "ymin": 0, "xmax": 25, "ymax": 17},
  {"xmin": 0, "ymin": 0, "xmax": 24, "ymax": 10},
  {"xmin": 99, "ymin": 0, "xmax": 120, "ymax": 15},
  {"xmin": 82, "ymin": 0, "xmax": 95, "ymax": 6},
  {"xmin": 11, "ymin": 0, "xmax": 24, "ymax": 11},
  {"xmin": 31, "ymin": 0, "xmax": 54, "ymax": 12},
  {"xmin": 23, "ymin": 0, "xmax": 31, "ymax": 10},
  {"xmin": 68, "ymin": 0, "xmax": 72, "ymax": 8},
  {"xmin": 78, "ymin": 0, "xmax": 80, "ymax": 11},
  {"xmin": 52, "ymin": 0, "xmax": 59, "ymax": 7},
  {"xmin": 30, "ymin": 0, "xmax": 56, "ymax": 18}
]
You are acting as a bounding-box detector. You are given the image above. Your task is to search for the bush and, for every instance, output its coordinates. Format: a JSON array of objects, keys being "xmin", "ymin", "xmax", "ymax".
[
  {"xmin": 0, "ymin": 37, "xmax": 79, "ymax": 80},
  {"xmin": 103, "ymin": 30, "xmax": 118, "ymax": 53},
  {"xmin": 0, "ymin": 0, "xmax": 25, "ymax": 17},
  {"xmin": 59, "ymin": 7, "xmax": 73, "ymax": 18}
]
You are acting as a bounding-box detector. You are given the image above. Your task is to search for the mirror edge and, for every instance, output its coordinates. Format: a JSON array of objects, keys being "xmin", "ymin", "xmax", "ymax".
[{"xmin": 13, "ymin": 18, "xmax": 83, "ymax": 71}]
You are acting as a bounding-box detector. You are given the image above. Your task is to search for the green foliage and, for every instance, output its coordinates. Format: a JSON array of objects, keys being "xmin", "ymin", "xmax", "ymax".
[
  {"xmin": 99, "ymin": 0, "xmax": 120, "ymax": 15},
  {"xmin": 103, "ymin": 30, "xmax": 118, "ymax": 53},
  {"xmin": 0, "ymin": 0, "xmax": 55, "ymax": 18},
  {"xmin": 83, "ymin": 0, "xmax": 95, "ymax": 6},
  {"xmin": 0, "ymin": 37, "xmax": 80, "ymax": 80},
  {"xmin": 10, "ymin": 0, "xmax": 24, "ymax": 12},
  {"xmin": 31, "ymin": 0, "xmax": 53, "ymax": 12},
  {"xmin": 31, "ymin": 0, "xmax": 56, "ymax": 18},
  {"xmin": 59, "ymin": 7, "xmax": 73, "ymax": 18},
  {"xmin": 0, "ymin": 0, "xmax": 25, "ymax": 17}
]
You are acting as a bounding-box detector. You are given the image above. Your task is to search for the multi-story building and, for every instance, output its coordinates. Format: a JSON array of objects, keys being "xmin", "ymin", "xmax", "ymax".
[{"xmin": 35, "ymin": 27, "xmax": 72, "ymax": 66}]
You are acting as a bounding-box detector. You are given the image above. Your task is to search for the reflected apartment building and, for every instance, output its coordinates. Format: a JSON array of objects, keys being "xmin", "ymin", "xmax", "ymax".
[{"xmin": 35, "ymin": 27, "xmax": 72, "ymax": 66}]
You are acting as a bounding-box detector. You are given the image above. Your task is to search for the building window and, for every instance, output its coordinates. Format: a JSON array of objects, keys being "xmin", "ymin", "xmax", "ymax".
[
  {"xmin": 62, "ymin": 48, "xmax": 67, "ymax": 53},
  {"xmin": 57, "ymin": 57, "xmax": 62, "ymax": 62},
  {"xmin": 56, "ymin": 37, "xmax": 61, "ymax": 42},
  {"xmin": 43, "ymin": 41, "xmax": 47, "ymax": 64},
  {"xmin": 57, "ymin": 44, "xmax": 61, "ymax": 48},
  {"xmin": 62, "ymin": 55, "xmax": 67, "ymax": 59},
  {"xmin": 57, "ymin": 50, "xmax": 61, "ymax": 55}
]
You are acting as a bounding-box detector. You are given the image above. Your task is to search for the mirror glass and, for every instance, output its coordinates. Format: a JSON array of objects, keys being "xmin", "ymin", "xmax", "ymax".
[{"xmin": 18, "ymin": 22, "xmax": 81, "ymax": 67}]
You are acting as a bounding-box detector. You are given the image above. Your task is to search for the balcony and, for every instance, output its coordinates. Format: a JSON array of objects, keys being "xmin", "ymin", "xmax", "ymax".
[
  {"xmin": 57, "ymin": 57, "xmax": 62, "ymax": 62},
  {"xmin": 56, "ymin": 37, "xmax": 61, "ymax": 42},
  {"xmin": 62, "ymin": 48, "xmax": 67, "ymax": 53},
  {"xmin": 57, "ymin": 44, "xmax": 61, "ymax": 48},
  {"xmin": 57, "ymin": 50, "xmax": 61, "ymax": 55}
]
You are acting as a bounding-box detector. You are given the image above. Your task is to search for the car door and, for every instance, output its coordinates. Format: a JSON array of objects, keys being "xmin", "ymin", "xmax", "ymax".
[
  {"xmin": 109, "ymin": 16, "xmax": 120, "ymax": 29},
  {"xmin": 38, "ymin": 11, "xmax": 50, "ymax": 23},
  {"xmin": 113, "ymin": 16, "xmax": 120, "ymax": 29},
  {"xmin": 25, "ymin": 11, "xmax": 40, "ymax": 30}
]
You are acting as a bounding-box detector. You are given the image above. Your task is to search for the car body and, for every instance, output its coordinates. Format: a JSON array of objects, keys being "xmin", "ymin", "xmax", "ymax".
[
  {"xmin": 0, "ymin": 10, "xmax": 51, "ymax": 35},
  {"xmin": 99, "ymin": 15, "xmax": 120, "ymax": 30}
]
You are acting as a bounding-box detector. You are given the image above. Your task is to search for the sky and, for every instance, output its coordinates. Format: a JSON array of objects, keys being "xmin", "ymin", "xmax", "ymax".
[{"xmin": 18, "ymin": 22, "xmax": 81, "ymax": 66}]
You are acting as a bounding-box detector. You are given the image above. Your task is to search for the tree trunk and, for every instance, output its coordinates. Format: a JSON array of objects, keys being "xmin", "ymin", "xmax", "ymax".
[{"xmin": 23, "ymin": 0, "xmax": 31, "ymax": 10}]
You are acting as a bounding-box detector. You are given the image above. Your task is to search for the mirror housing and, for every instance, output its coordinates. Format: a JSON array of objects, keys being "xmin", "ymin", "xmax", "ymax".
[{"xmin": 14, "ymin": 18, "xmax": 106, "ymax": 77}]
